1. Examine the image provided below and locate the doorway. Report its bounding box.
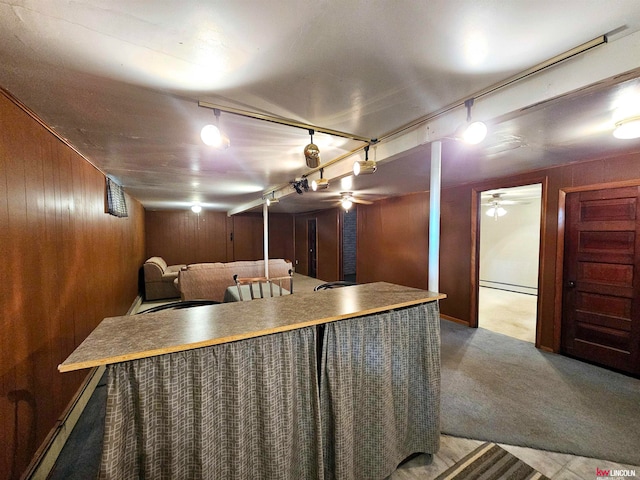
[308,219,317,278]
[478,184,542,343]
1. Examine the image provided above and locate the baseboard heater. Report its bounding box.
[479,280,537,296]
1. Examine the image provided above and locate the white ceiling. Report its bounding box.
[2,1,640,214]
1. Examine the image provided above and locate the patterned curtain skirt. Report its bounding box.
[99,302,440,480]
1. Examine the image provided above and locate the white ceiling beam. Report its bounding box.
[227,197,265,216]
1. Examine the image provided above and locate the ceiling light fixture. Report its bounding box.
[339,191,370,211]
[191,204,202,213]
[485,199,507,220]
[353,144,377,176]
[462,98,487,145]
[485,193,507,220]
[291,178,309,195]
[304,129,320,168]
[341,197,353,211]
[201,108,230,148]
[312,168,329,191]
[486,205,507,220]
[613,116,640,139]
[265,192,279,206]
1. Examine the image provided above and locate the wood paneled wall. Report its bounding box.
[0,90,146,480]
[145,210,294,265]
[356,152,640,351]
[294,208,341,281]
[358,193,430,289]
[146,210,230,265]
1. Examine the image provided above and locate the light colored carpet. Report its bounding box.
[479,287,537,343]
[440,319,640,467]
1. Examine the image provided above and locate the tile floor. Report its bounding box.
[391,434,640,479]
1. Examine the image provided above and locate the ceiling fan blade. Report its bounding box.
[352,198,373,205]
[481,199,530,206]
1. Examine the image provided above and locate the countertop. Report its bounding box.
[59,282,445,372]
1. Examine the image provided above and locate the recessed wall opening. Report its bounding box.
[478,183,542,343]
[342,209,357,283]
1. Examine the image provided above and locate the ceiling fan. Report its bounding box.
[481,192,529,220]
[323,191,373,210]
[481,192,533,205]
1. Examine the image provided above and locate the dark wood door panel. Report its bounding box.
[575,323,631,350]
[576,282,633,297]
[579,198,636,222]
[576,291,632,318]
[578,262,633,286]
[575,310,631,331]
[562,186,640,375]
[574,252,634,265]
[578,230,635,253]
[572,340,631,372]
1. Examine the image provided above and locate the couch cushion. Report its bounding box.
[165,264,186,275]
[145,256,168,271]
[178,259,292,302]
[161,270,181,281]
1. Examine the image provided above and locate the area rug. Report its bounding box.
[440,319,640,466]
[435,442,549,480]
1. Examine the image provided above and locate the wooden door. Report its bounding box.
[562,186,640,375]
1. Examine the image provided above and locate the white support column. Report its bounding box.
[263,202,269,278]
[428,140,442,292]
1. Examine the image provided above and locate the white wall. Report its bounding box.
[479,188,541,293]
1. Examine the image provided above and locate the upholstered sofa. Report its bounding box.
[143,257,186,300]
[177,259,293,302]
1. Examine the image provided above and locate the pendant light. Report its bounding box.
[265,192,279,206]
[291,178,309,195]
[201,108,230,148]
[312,168,329,191]
[461,98,487,145]
[304,130,320,168]
[353,144,377,176]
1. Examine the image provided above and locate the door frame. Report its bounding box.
[553,178,640,352]
[471,176,548,348]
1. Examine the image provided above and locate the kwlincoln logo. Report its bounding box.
[596,467,636,478]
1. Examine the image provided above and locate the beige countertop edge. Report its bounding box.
[58,293,445,373]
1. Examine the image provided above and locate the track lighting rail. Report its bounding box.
[226,34,607,215]
[374,35,607,143]
[198,100,371,143]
